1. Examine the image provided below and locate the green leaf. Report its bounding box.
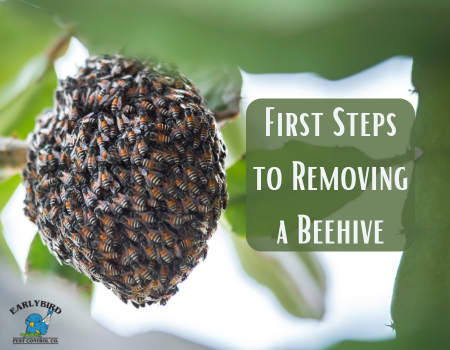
[27,234,93,291]
[0,175,23,270]
[0,0,61,88]
[391,53,450,335]
[223,156,246,237]
[231,235,326,319]
[0,67,57,139]
[27,0,450,80]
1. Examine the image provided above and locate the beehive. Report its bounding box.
[23,54,228,307]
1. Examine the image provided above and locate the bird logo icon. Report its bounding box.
[21,309,54,338]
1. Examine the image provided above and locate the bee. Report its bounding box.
[113,192,130,208]
[122,104,135,114]
[56,170,73,186]
[119,215,142,229]
[179,238,193,249]
[174,80,184,89]
[174,178,187,192]
[151,92,166,108]
[186,147,195,164]
[138,110,148,128]
[83,147,97,173]
[116,112,129,132]
[152,80,163,94]
[109,124,118,139]
[91,177,102,196]
[94,130,109,149]
[144,246,157,261]
[111,165,130,186]
[183,198,196,212]
[100,260,119,276]
[166,199,177,213]
[128,191,147,212]
[212,198,221,220]
[131,166,145,186]
[187,182,200,195]
[160,228,173,247]
[156,107,169,117]
[94,208,116,228]
[184,249,197,265]
[117,139,130,165]
[106,196,124,215]
[97,200,112,214]
[169,272,183,286]
[111,94,122,114]
[207,177,216,194]
[98,164,113,190]
[130,182,146,196]
[82,186,98,207]
[124,228,140,243]
[98,114,111,134]
[98,251,120,260]
[69,169,87,186]
[140,211,156,225]
[159,267,168,284]
[74,206,84,223]
[169,103,180,118]
[36,175,56,193]
[151,150,164,163]
[140,100,155,112]
[125,126,137,144]
[145,171,162,187]
[121,274,135,285]
[130,143,143,166]
[192,136,201,150]
[149,132,170,144]
[82,204,98,225]
[147,230,161,243]
[185,168,198,182]
[150,187,164,201]
[121,246,140,267]
[77,224,95,240]
[159,249,173,264]
[200,123,209,141]
[139,265,152,281]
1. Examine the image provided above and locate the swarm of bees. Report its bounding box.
[23,54,228,308]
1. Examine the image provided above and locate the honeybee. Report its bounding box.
[100,260,119,276]
[116,112,129,132]
[120,246,140,267]
[179,238,193,249]
[94,208,116,228]
[98,164,113,190]
[117,139,130,165]
[83,147,97,173]
[185,168,198,182]
[149,132,170,144]
[184,249,197,265]
[112,192,130,208]
[82,204,98,225]
[82,186,98,207]
[183,198,196,212]
[131,166,145,186]
[94,130,109,149]
[122,104,135,114]
[150,187,164,201]
[152,80,163,94]
[111,94,122,114]
[139,211,157,225]
[119,215,142,229]
[111,165,130,186]
[145,171,163,187]
[159,249,173,264]
[147,230,161,243]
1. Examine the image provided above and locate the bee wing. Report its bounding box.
[106,95,115,105]
[133,128,141,134]
[138,167,147,176]
[87,188,98,200]
[122,114,130,124]
[42,173,48,182]
[117,96,123,111]
[96,156,107,162]
[98,81,111,90]
[104,115,114,125]
[99,94,110,106]
[52,150,60,160]
[101,133,109,141]
[80,142,88,151]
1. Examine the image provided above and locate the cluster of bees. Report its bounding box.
[23,54,228,308]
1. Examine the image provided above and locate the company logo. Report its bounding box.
[11,300,61,345]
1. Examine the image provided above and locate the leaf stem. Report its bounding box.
[0,137,28,182]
